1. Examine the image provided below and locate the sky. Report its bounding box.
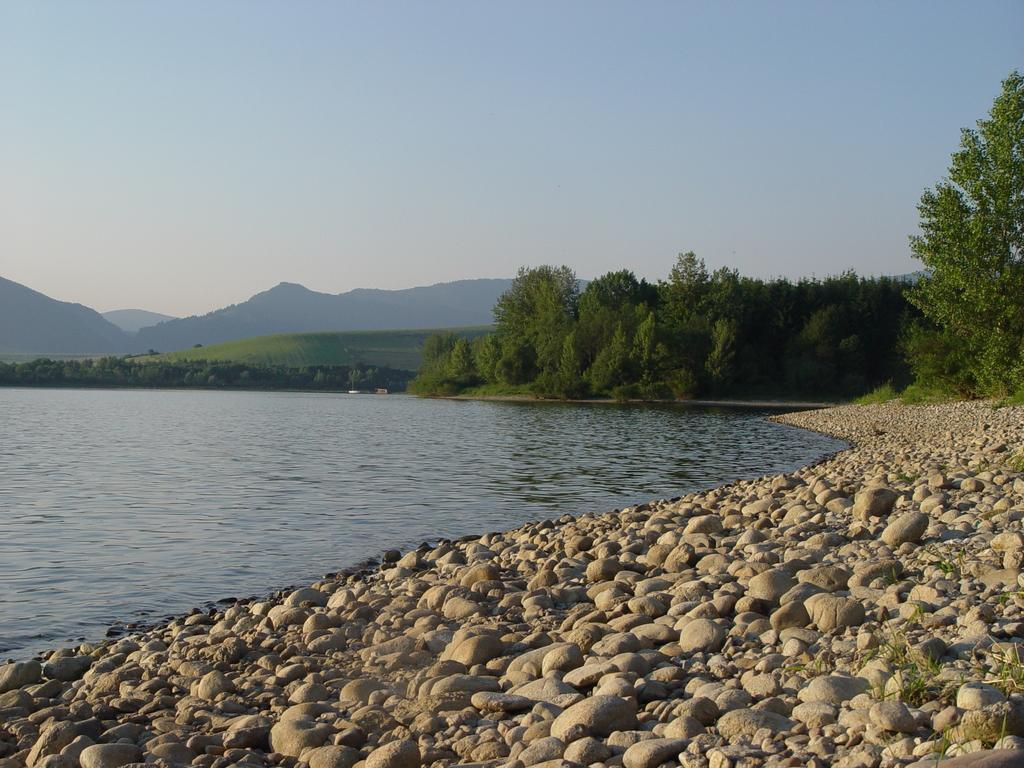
[2,2,1022,317]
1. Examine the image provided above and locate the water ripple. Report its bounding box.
[0,389,843,659]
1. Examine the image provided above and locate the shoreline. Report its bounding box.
[440,394,841,409]
[2,401,1024,768]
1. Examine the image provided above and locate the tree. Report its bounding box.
[553,331,586,398]
[632,310,657,383]
[493,265,579,383]
[422,332,458,369]
[705,318,738,391]
[587,322,631,393]
[576,270,652,370]
[446,338,478,386]
[660,251,709,331]
[908,71,1024,394]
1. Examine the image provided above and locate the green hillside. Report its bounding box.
[147,327,492,370]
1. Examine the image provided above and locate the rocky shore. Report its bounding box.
[4,402,1024,768]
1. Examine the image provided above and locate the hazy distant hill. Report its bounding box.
[0,276,129,355]
[148,327,492,370]
[134,279,513,352]
[103,309,177,333]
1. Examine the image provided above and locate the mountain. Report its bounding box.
[134,279,513,353]
[0,276,130,355]
[102,309,177,334]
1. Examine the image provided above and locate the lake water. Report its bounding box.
[0,388,845,660]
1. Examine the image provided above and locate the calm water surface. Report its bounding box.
[0,388,844,659]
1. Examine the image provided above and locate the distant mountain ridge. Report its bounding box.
[0,276,130,355]
[102,309,177,333]
[133,279,513,352]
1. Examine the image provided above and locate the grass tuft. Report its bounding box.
[1008,449,1024,473]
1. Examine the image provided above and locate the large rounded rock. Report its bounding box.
[622,738,688,768]
[285,587,328,607]
[853,486,899,519]
[460,563,500,587]
[798,675,869,705]
[471,692,534,713]
[806,594,865,632]
[0,660,42,693]
[798,565,851,592]
[550,695,638,742]
[586,558,622,582]
[269,718,332,757]
[870,700,916,733]
[79,745,141,768]
[365,739,420,768]
[27,723,82,768]
[747,568,796,604]
[716,709,795,739]
[42,656,92,682]
[340,679,387,704]
[305,745,361,768]
[447,634,503,666]
[770,601,810,630]
[193,670,235,700]
[563,738,610,765]
[519,737,565,766]
[147,744,196,764]
[882,512,929,546]
[957,682,1006,711]
[677,618,726,654]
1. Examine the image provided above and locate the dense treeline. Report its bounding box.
[900,71,1024,399]
[0,357,413,392]
[416,71,1024,403]
[411,256,916,400]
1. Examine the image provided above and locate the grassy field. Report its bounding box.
[145,327,492,370]
[0,351,111,363]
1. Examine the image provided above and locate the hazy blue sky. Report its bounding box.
[2,2,1021,316]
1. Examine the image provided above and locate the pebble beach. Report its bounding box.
[3,401,1024,768]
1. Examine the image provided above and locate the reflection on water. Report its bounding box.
[0,389,844,659]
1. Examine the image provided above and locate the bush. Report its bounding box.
[854,382,898,405]
[899,382,959,404]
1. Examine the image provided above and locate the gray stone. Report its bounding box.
[365,740,421,768]
[79,744,141,768]
[269,718,332,757]
[193,670,234,700]
[677,618,726,654]
[519,737,564,766]
[562,737,610,764]
[27,723,82,768]
[447,634,503,667]
[471,692,534,713]
[305,745,361,768]
[882,512,930,546]
[870,700,916,733]
[957,682,1006,711]
[0,660,42,693]
[805,594,866,632]
[798,675,869,705]
[853,486,899,519]
[622,738,688,768]
[550,695,638,742]
[747,568,797,604]
[42,656,92,682]
[715,709,795,739]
